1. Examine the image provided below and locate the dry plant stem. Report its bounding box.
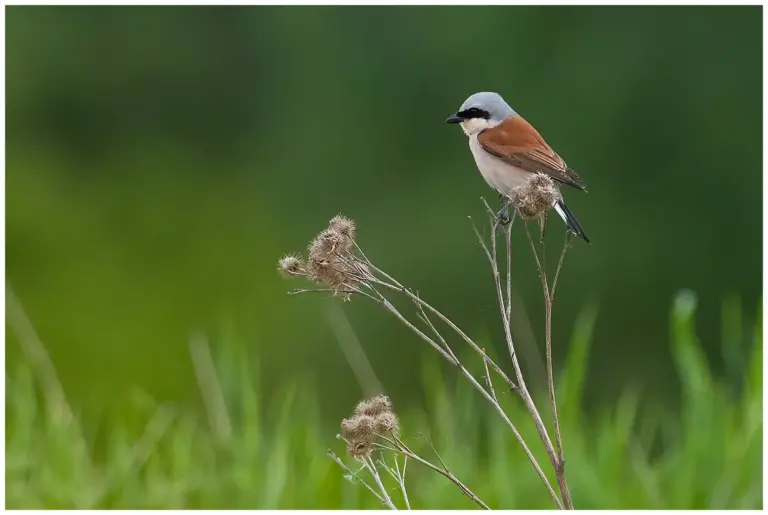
[522,221,573,510]
[414,305,554,503]
[361,271,517,390]
[412,293,516,388]
[289,287,380,303]
[394,456,411,509]
[459,367,562,509]
[472,218,558,468]
[550,233,572,301]
[377,295,458,365]
[361,283,560,508]
[328,451,386,504]
[363,456,398,510]
[380,455,411,509]
[546,233,571,464]
[416,304,459,362]
[482,353,498,404]
[505,220,514,329]
[285,215,567,508]
[479,358,563,510]
[472,213,525,384]
[475,206,576,509]
[325,231,558,506]
[408,291,518,389]
[523,222,567,459]
[377,436,492,510]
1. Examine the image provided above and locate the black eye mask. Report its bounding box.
[457,107,490,120]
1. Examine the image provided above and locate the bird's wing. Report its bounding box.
[477,115,586,191]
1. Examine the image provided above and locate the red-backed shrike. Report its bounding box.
[446,92,589,242]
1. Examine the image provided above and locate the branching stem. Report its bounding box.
[287,207,576,510]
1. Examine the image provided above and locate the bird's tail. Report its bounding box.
[554,200,589,243]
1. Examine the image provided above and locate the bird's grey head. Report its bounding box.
[445,92,517,136]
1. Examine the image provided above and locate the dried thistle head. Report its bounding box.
[512,173,558,219]
[341,414,376,442]
[306,256,347,288]
[308,229,346,263]
[328,214,356,247]
[354,395,393,418]
[341,414,377,458]
[346,439,373,459]
[341,396,400,457]
[277,254,305,278]
[306,258,360,297]
[278,215,365,300]
[373,411,400,437]
[306,229,355,288]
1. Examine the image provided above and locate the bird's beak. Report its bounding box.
[445,112,463,124]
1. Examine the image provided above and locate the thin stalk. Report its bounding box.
[328,451,385,504]
[396,456,411,509]
[360,270,517,389]
[366,288,561,508]
[378,436,492,510]
[522,221,574,510]
[473,220,559,470]
[364,456,398,510]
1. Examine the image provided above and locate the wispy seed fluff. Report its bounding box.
[277,254,305,277]
[328,214,356,246]
[354,395,393,418]
[512,173,558,219]
[373,411,400,436]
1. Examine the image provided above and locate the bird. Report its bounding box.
[446,91,589,243]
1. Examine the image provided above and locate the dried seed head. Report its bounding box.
[328,214,356,246]
[346,439,372,459]
[374,411,400,436]
[354,395,393,418]
[308,229,345,263]
[342,414,376,441]
[307,229,354,288]
[512,173,558,219]
[307,257,347,288]
[529,173,558,199]
[307,259,360,295]
[277,254,305,277]
[298,217,367,300]
[341,414,377,458]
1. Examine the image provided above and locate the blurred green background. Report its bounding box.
[5,5,763,509]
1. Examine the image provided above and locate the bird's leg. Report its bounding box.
[495,193,511,226]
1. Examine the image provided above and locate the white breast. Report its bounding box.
[468,135,531,197]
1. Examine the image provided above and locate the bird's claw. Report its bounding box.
[495,194,512,226]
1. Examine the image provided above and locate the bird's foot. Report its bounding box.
[494,194,512,226]
[495,197,512,226]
